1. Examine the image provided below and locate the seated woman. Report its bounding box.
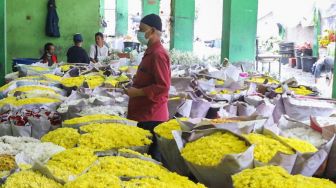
[314,56,335,85]
[40,43,57,66]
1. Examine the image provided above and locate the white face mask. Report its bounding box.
[137,31,149,45]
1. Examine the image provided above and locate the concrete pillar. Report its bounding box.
[332,46,336,98]
[116,0,128,36]
[142,0,160,16]
[170,0,195,52]
[221,0,258,64]
[313,7,321,57]
[0,0,6,84]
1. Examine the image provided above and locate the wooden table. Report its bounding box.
[256,54,282,78]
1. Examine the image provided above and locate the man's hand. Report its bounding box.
[126,87,145,98]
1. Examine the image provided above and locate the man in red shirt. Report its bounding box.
[127,14,171,160]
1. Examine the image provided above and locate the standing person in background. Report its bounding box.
[126,14,171,161]
[66,33,90,64]
[89,32,109,63]
[40,42,57,66]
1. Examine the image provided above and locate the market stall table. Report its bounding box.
[256,54,282,78]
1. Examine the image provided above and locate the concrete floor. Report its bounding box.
[258,62,332,98]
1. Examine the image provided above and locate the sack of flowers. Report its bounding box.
[32,147,98,184]
[154,119,190,176]
[269,115,334,176]
[174,128,254,187]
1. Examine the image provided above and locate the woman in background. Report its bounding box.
[41,42,58,66]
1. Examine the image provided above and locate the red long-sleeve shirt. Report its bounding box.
[127,41,171,122]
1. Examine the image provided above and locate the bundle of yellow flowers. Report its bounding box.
[243,133,294,163]
[211,118,240,124]
[215,80,225,85]
[232,165,336,188]
[85,75,105,89]
[0,155,16,171]
[279,136,318,153]
[78,123,152,151]
[118,148,152,158]
[104,75,129,87]
[0,97,61,108]
[7,85,58,96]
[181,132,248,166]
[43,74,63,82]
[64,172,121,188]
[88,156,205,188]
[2,170,62,188]
[61,76,85,88]
[247,76,280,84]
[63,114,127,127]
[41,128,80,149]
[27,66,50,72]
[275,86,313,96]
[46,147,98,182]
[119,66,129,72]
[59,65,72,72]
[154,118,188,140]
[0,82,13,92]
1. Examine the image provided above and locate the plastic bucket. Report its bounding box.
[302,56,317,73]
[296,57,302,69]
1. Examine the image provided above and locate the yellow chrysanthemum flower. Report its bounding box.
[0,97,61,108]
[181,132,248,166]
[85,75,105,89]
[64,172,121,188]
[63,114,127,127]
[275,86,313,96]
[43,74,63,82]
[46,147,97,182]
[78,123,152,151]
[28,66,50,72]
[59,65,72,72]
[0,82,13,92]
[61,76,85,88]
[248,77,280,84]
[2,170,62,188]
[211,118,240,124]
[279,136,318,153]
[119,66,129,72]
[41,128,80,149]
[244,133,294,163]
[154,118,187,140]
[233,166,336,188]
[7,85,57,96]
[89,156,205,188]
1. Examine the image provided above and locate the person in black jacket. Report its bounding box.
[66,33,90,63]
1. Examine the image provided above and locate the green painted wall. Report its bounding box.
[6,0,100,73]
[116,0,129,36]
[0,0,5,84]
[221,0,258,63]
[142,0,160,16]
[170,0,195,52]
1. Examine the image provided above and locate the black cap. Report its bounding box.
[141,14,162,32]
[73,33,83,43]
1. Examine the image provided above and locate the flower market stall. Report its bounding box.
[0,56,336,188]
